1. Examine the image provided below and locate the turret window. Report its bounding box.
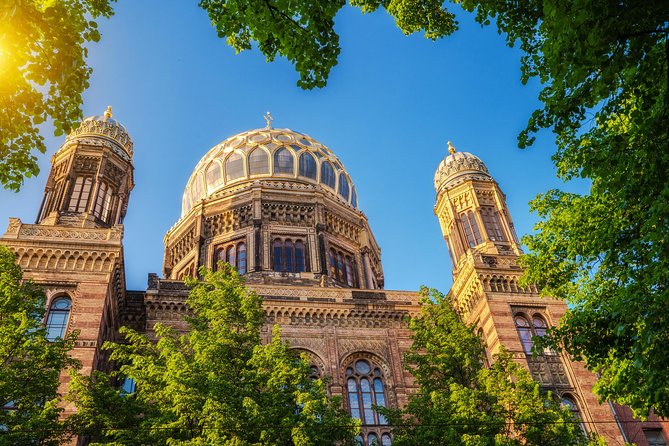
[94,181,115,223]
[45,297,72,341]
[298,152,317,179]
[481,207,506,241]
[273,148,294,175]
[272,238,306,273]
[68,176,93,212]
[461,212,483,247]
[215,241,247,274]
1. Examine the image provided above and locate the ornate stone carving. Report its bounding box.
[262,202,314,226]
[73,155,100,173]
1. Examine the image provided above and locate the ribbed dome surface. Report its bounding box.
[66,106,133,157]
[434,150,492,192]
[182,127,358,217]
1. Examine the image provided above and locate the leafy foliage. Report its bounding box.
[198,0,457,89]
[383,287,596,446]
[0,245,78,445]
[68,264,357,445]
[0,0,115,191]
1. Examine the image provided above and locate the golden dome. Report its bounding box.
[182,127,358,216]
[434,147,492,193]
[65,106,133,157]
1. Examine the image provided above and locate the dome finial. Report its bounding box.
[448,140,456,154]
[264,111,273,129]
[104,105,113,119]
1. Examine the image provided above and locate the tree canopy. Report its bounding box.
[0,0,115,191]
[383,287,598,446]
[0,245,78,445]
[68,264,357,445]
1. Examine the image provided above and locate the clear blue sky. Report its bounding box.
[0,1,585,292]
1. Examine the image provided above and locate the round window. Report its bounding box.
[355,360,371,374]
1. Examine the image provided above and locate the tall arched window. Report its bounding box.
[298,152,317,179]
[273,148,294,174]
[320,161,335,189]
[225,153,245,181]
[351,188,358,208]
[68,177,93,212]
[248,148,269,175]
[460,211,483,247]
[237,242,247,274]
[346,359,388,425]
[515,315,534,354]
[205,162,222,186]
[329,249,337,277]
[336,252,345,282]
[45,297,72,341]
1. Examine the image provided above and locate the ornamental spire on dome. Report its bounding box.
[104,105,113,119]
[448,140,456,154]
[264,111,273,129]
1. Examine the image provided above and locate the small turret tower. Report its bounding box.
[36,106,134,228]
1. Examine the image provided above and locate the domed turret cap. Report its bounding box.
[65,106,133,157]
[434,141,492,193]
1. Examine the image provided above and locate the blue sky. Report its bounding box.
[0,1,585,292]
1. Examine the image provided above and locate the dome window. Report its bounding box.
[298,152,317,180]
[248,148,269,175]
[205,162,222,186]
[225,153,245,181]
[273,148,295,175]
[338,175,350,200]
[320,161,335,189]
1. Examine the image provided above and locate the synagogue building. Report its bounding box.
[1,109,667,445]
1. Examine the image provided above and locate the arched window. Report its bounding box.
[320,161,335,189]
[273,148,294,175]
[515,315,534,354]
[336,252,345,282]
[561,395,586,433]
[214,241,247,274]
[248,148,269,175]
[295,241,305,273]
[283,239,294,272]
[298,152,317,179]
[351,188,358,208]
[237,242,247,274]
[94,181,115,223]
[205,162,222,186]
[329,249,337,277]
[346,359,388,426]
[461,211,483,247]
[481,206,506,241]
[272,238,307,273]
[225,153,245,181]
[338,175,350,200]
[45,297,72,341]
[345,256,354,287]
[533,315,548,338]
[226,245,236,268]
[273,240,283,271]
[381,433,392,445]
[68,176,93,212]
